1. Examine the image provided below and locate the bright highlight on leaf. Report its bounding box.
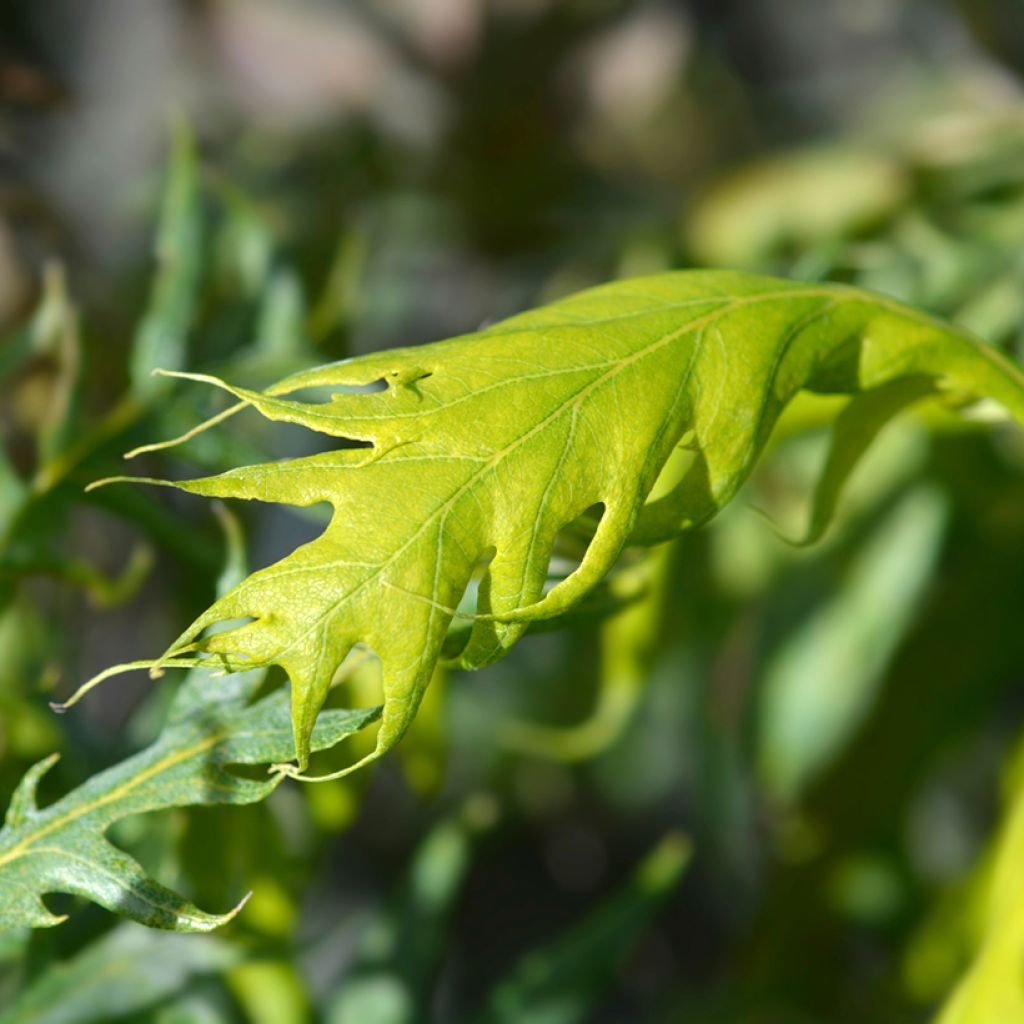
[75,270,1024,779]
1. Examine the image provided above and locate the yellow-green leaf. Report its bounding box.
[87,270,1024,778]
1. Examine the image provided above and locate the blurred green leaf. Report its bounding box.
[472,831,690,1024]
[210,172,275,301]
[308,229,365,345]
[0,923,239,1024]
[502,539,675,761]
[793,377,936,546]
[254,269,307,364]
[0,447,25,542]
[327,798,497,1024]
[936,740,1024,1023]
[758,485,947,799]
[687,148,907,270]
[228,960,309,1024]
[27,265,81,468]
[129,118,203,394]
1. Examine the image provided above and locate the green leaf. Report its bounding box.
[88,270,1024,777]
[326,798,496,1024]
[501,538,676,761]
[0,676,379,932]
[935,741,1024,1023]
[471,831,690,1024]
[0,263,79,545]
[686,147,907,269]
[129,118,203,394]
[0,445,26,542]
[795,375,937,545]
[0,922,239,1024]
[254,269,307,363]
[226,960,309,1024]
[29,264,82,468]
[757,485,948,799]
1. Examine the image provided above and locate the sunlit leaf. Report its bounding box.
[83,271,1024,778]
[936,740,1024,1023]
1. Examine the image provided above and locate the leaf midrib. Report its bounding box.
[0,715,287,870]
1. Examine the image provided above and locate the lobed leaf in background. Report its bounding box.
[3,796,686,1022]
[0,663,378,931]
[75,270,1024,787]
[0,506,380,932]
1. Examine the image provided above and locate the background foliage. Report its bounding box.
[2,1,1024,1020]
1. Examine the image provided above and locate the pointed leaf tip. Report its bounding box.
[4,752,60,827]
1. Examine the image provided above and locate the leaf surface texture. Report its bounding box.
[92,270,1024,773]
